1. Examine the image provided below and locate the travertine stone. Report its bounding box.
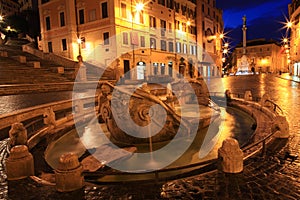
[218,138,243,173]
[55,153,83,192]
[6,145,34,180]
[244,90,252,101]
[9,122,27,147]
[260,93,272,107]
[43,107,56,126]
[272,115,289,138]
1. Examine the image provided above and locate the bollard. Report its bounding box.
[244,90,252,101]
[218,138,243,173]
[55,153,84,192]
[9,122,27,147]
[272,115,289,138]
[5,145,34,180]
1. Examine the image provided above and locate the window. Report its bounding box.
[168,42,174,52]
[89,9,96,21]
[103,32,109,45]
[202,4,204,12]
[161,19,166,36]
[62,39,67,51]
[123,32,128,45]
[150,38,156,49]
[139,11,144,23]
[175,20,180,30]
[41,0,49,4]
[176,42,181,53]
[202,21,205,31]
[183,43,187,54]
[60,12,65,27]
[166,0,173,9]
[45,16,51,30]
[121,3,127,18]
[158,0,165,6]
[161,40,166,51]
[48,42,52,52]
[140,36,145,47]
[182,23,186,32]
[149,16,156,28]
[79,9,84,24]
[101,2,108,18]
[168,22,172,33]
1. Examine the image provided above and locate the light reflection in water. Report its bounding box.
[45,106,255,171]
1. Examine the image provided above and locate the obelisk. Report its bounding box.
[237,15,249,73]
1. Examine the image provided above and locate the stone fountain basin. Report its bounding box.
[43,106,255,179]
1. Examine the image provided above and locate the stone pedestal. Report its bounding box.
[55,153,83,192]
[6,145,34,180]
[218,138,243,173]
[9,122,27,147]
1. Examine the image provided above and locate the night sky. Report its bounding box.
[216,0,291,48]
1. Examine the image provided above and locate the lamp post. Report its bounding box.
[77,38,82,56]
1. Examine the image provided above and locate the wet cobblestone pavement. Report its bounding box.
[1,74,300,199]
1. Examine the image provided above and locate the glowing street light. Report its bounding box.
[287,21,293,28]
[283,38,288,43]
[7,26,11,31]
[220,33,224,39]
[0,16,3,21]
[136,2,144,12]
[77,38,82,44]
[186,20,191,26]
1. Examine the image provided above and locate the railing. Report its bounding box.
[0,89,285,184]
[0,96,98,140]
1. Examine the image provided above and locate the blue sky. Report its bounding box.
[216,0,291,46]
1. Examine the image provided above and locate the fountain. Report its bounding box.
[43,78,256,181]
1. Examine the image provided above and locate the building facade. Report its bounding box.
[234,39,286,74]
[38,0,223,80]
[0,0,20,17]
[289,0,300,76]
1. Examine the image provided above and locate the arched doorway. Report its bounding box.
[137,61,146,80]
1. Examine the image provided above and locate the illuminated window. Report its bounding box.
[103,32,109,45]
[45,16,50,30]
[101,2,108,18]
[149,16,156,28]
[168,22,172,33]
[60,12,65,27]
[121,3,127,18]
[183,43,187,54]
[175,20,180,30]
[123,32,128,45]
[150,38,156,49]
[176,42,181,53]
